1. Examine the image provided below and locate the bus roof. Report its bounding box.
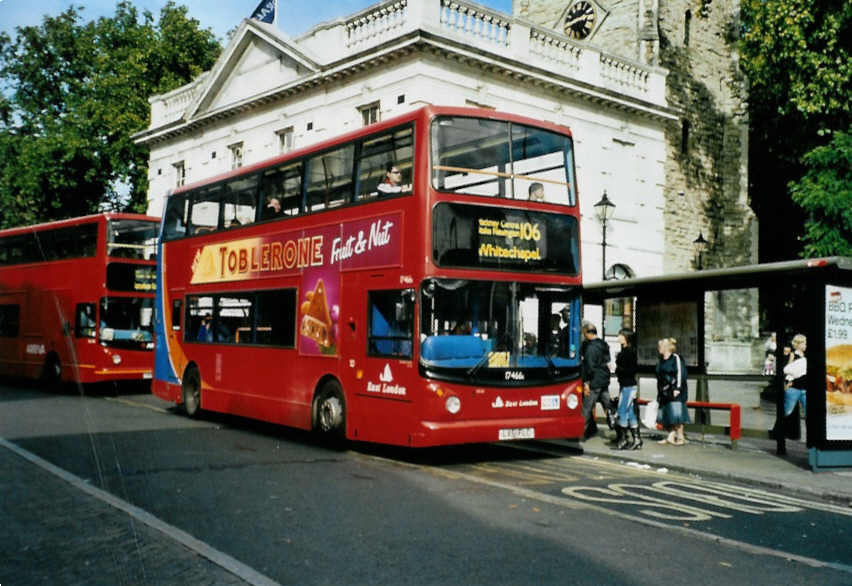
[169,105,575,197]
[0,213,160,238]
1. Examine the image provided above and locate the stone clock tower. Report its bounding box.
[516,0,755,272]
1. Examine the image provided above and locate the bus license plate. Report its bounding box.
[498,427,534,441]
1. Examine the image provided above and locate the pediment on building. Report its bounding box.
[186,19,320,120]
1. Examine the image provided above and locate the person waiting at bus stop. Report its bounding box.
[783,334,807,418]
[614,328,642,450]
[656,337,689,445]
[581,323,612,440]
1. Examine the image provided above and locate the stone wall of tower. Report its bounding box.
[516,0,755,272]
[657,0,754,271]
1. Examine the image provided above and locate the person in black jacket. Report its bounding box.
[614,328,642,449]
[656,337,689,445]
[581,323,612,440]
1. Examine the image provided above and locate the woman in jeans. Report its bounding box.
[783,334,807,417]
[614,328,641,449]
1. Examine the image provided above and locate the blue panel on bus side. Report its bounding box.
[153,239,180,385]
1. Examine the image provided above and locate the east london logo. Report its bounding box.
[492,396,538,408]
[367,364,407,396]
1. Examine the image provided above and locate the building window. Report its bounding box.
[359,102,380,127]
[229,142,244,170]
[277,127,294,154]
[684,10,692,46]
[681,119,690,154]
[173,161,185,188]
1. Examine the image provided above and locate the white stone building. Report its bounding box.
[133,0,755,283]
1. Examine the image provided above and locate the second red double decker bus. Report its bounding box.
[153,106,584,446]
[0,213,159,386]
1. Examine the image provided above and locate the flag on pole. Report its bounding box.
[251,0,276,24]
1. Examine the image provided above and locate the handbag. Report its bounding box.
[640,400,659,429]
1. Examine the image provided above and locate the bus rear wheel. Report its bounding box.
[315,380,345,438]
[182,366,202,418]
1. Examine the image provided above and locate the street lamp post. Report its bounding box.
[594,190,616,280]
[693,232,708,270]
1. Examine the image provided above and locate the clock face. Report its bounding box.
[564,0,596,40]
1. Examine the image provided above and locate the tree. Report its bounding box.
[790,129,852,257]
[740,0,852,259]
[0,2,221,228]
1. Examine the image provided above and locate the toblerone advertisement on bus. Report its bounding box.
[188,213,401,357]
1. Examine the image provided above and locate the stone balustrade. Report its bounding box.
[148,0,666,130]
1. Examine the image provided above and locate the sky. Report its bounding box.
[0,0,514,42]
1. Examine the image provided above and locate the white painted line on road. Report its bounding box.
[0,436,281,586]
[364,450,852,577]
[103,396,171,414]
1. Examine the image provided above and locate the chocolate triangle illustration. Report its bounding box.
[300,279,333,348]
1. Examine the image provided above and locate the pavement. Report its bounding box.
[563,426,852,507]
[0,437,269,585]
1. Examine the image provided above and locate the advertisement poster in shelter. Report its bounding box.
[825,285,852,441]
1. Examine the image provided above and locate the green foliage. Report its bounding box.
[741,0,851,121]
[740,0,852,259]
[0,1,221,229]
[790,129,852,257]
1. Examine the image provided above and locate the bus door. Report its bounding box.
[0,293,24,377]
[43,289,73,372]
[355,288,416,442]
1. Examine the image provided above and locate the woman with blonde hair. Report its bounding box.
[655,337,689,445]
[783,334,807,417]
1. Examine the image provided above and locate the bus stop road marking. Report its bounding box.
[361,448,852,576]
[0,436,282,586]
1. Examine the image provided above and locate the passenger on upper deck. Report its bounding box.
[528,182,545,202]
[377,162,409,194]
[263,196,282,219]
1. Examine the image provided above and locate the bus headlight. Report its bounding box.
[445,396,461,414]
[565,393,579,410]
[112,354,123,365]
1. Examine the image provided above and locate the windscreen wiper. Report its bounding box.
[466,352,492,379]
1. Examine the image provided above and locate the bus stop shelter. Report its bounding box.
[583,257,852,471]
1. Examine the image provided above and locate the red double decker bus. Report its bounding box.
[153,106,584,446]
[0,213,159,386]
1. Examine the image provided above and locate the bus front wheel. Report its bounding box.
[315,380,345,437]
[182,366,202,418]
